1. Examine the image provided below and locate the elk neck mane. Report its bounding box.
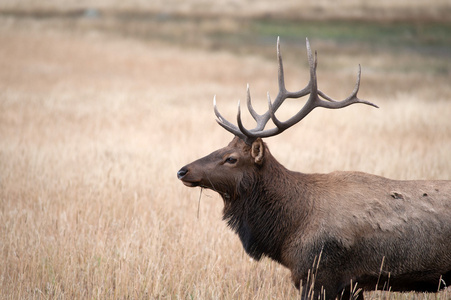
[221,143,310,263]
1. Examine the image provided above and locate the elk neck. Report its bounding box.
[222,145,312,264]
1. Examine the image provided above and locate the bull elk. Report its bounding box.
[177,38,451,299]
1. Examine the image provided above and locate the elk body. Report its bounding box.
[177,38,451,300]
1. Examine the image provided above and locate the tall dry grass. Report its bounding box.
[1,18,451,299]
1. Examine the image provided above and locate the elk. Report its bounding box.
[177,38,451,300]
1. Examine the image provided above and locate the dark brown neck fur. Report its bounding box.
[222,147,310,263]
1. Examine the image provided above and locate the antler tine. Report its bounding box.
[214,96,247,140]
[246,84,263,123]
[313,64,379,109]
[253,36,293,134]
[237,100,258,139]
[277,36,287,94]
[248,36,288,133]
[267,92,285,131]
[269,36,289,114]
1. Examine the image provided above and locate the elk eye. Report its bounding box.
[225,157,237,164]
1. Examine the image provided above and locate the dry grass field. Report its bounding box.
[1,4,451,300]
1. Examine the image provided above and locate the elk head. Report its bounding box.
[177,136,265,199]
[177,37,378,195]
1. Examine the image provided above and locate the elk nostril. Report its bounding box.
[177,167,188,179]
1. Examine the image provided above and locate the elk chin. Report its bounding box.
[181,180,200,188]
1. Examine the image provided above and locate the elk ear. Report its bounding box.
[251,138,264,165]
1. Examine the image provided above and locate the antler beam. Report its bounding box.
[214,37,378,145]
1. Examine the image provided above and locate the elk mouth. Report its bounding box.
[181,180,200,188]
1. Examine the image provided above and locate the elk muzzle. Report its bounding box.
[177,166,200,187]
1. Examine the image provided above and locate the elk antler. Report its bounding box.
[214,37,378,145]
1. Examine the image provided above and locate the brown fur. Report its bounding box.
[178,137,451,299]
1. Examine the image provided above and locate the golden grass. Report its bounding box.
[1,17,451,299]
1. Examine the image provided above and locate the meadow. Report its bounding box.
[1,7,451,299]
